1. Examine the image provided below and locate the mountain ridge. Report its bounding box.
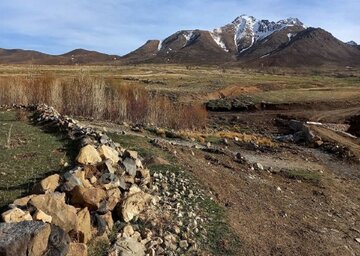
[122,15,360,66]
[1,14,359,67]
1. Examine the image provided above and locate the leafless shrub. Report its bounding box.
[0,73,207,130]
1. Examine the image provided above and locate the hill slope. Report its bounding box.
[246,28,360,67]
[122,15,360,67]
[0,48,120,65]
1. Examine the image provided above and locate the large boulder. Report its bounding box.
[122,158,137,176]
[99,173,121,190]
[76,208,92,243]
[29,193,78,232]
[0,221,51,256]
[101,211,114,233]
[97,188,121,213]
[70,186,106,210]
[76,145,102,165]
[47,225,71,256]
[121,189,152,222]
[13,195,35,207]
[33,209,52,223]
[123,150,138,159]
[98,145,120,164]
[32,174,60,194]
[62,169,83,192]
[139,169,151,186]
[1,207,32,223]
[105,188,121,212]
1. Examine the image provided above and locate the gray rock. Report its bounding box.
[0,221,50,256]
[99,173,121,190]
[80,136,94,147]
[47,225,71,256]
[254,162,264,171]
[115,237,145,256]
[0,221,70,256]
[100,134,110,144]
[122,158,137,176]
[62,170,82,192]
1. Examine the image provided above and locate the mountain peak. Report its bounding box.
[232,15,256,25]
[347,40,358,46]
[222,15,306,53]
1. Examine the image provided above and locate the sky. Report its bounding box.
[0,0,359,55]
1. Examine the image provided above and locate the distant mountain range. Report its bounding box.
[0,48,120,65]
[1,15,360,67]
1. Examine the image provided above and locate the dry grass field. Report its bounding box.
[1,64,359,103]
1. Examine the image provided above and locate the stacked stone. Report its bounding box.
[0,104,154,256]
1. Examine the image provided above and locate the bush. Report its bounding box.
[0,73,207,130]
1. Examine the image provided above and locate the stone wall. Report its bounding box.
[0,104,154,256]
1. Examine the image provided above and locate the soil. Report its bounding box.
[85,104,360,255]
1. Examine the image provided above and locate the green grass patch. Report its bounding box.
[0,110,73,209]
[280,168,321,184]
[199,197,242,256]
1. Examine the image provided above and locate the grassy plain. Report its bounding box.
[0,64,359,105]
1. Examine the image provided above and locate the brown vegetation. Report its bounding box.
[0,73,207,129]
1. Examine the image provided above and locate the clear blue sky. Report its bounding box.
[0,0,359,55]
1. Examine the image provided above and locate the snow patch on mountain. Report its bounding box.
[158,40,163,51]
[287,33,293,42]
[226,15,306,52]
[182,31,195,47]
[210,29,229,52]
[155,15,306,53]
[240,37,255,53]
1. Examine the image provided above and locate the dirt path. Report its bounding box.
[310,125,360,158]
[172,142,360,256]
[85,119,360,255]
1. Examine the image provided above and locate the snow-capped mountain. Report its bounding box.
[122,15,309,64]
[117,15,360,67]
[155,15,306,55]
[212,15,306,53]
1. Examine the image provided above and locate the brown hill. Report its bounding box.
[60,49,119,64]
[246,28,360,67]
[0,49,55,64]
[121,40,160,63]
[122,30,234,65]
[0,48,120,65]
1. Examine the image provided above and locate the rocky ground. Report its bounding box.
[0,105,233,256]
[81,105,360,256]
[1,104,360,256]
